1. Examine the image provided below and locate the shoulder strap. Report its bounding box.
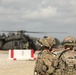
[58,49,71,59]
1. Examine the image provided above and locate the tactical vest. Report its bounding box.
[55,50,76,75]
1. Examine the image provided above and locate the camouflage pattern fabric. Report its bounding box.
[34,49,59,75]
[25,42,29,49]
[34,36,57,75]
[62,36,76,46]
[39,36,56,48]
[46,36,56,47]
[42,50,59,75]
[54,49,76,75]
[39,38,50,47]
[34,51,47,75]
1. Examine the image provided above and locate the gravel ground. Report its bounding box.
[0,50,39,75]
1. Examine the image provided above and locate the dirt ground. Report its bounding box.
[0,50,39,75]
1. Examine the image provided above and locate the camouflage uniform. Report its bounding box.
[34,36,58,75]
[54,36,76,75]
[42,50,58,75]
[25,42,29,49]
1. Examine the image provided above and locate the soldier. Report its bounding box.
[54,36,76,75]
[25,41,29,49]
[34,36,58,75]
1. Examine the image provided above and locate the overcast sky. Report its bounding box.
[0,0,76,41]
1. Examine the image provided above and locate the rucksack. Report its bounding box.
[57,50,76,75]
[34,51,47,75]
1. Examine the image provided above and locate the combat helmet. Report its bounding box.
[39,36,56,48]
[39,38,49,47]
[62,36,76,46]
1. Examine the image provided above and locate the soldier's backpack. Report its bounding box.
[34,51,47,75]
[57,50,76,75]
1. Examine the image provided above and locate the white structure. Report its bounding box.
[9,49,36,60]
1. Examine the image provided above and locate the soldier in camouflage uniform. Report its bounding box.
[54,36,76,75]
[34,36,58,75]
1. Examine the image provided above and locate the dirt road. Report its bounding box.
[0,50,39,75]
